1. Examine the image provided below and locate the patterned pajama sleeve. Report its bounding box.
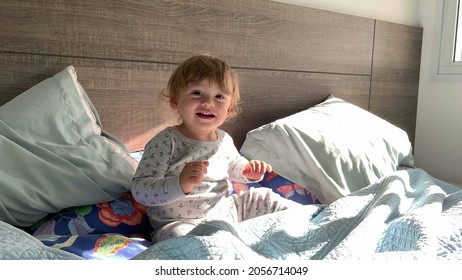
[131,131,185,207]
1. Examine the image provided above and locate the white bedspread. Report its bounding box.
[2,168,462,260]
[134,168,462,260]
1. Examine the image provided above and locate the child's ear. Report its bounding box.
[227,103,234,113]
[170,100,178,110]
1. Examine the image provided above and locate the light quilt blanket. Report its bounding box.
[1,168,462,260]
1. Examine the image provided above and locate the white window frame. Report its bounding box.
[456,0,462,61]
[438,0,462,75]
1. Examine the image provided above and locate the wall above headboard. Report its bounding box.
[0,0,422,151]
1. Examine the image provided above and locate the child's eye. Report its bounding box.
[191,90,202,96]
[215,94,225,100]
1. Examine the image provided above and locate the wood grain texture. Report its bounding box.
[0,53,370,150]
[223,69,371,148]
[370,21,423,145]
[0,53,178,151]
[0,0,374,74]
[0,0,422,152]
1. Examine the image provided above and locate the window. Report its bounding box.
[455,0,462,61]
[438,0,462,75]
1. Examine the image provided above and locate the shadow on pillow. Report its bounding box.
[0,66,137,227]
[240,95,415,204]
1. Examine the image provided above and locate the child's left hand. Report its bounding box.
[242,160,272,181]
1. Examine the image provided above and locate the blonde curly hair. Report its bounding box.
[162,54,241,120]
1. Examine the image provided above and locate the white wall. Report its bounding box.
[272,0,421,26]
[416,1,462,186]
[272,0,462,186]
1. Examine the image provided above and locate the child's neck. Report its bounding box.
[176,124,218,141]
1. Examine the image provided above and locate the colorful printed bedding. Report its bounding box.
[19,136,316,260]
[21,169,317,260]
[28,192,153,260]
[231,171,320,205]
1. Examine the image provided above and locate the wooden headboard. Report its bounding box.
[0,0,422,152]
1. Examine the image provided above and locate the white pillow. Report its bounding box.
[0,66,137,227]
[240,96,414,204]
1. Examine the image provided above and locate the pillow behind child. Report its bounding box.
[0,66,137,227]
[240,95,414,204]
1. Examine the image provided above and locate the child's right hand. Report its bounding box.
[180,161,209,194]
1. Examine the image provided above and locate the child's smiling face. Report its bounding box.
[170,79,233,141]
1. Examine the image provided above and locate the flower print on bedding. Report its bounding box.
[231,171,321,205]
[30,193,152,239]
[97,193,148,233]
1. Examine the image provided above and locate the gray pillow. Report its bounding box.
[0,66,137,227]
[240,95,415,204]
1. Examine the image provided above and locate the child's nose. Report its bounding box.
[201,96,214,106]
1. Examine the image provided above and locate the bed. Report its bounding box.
[2,0,462,261]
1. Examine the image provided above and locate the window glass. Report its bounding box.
[437,0,462,77]
[455,0,462,61]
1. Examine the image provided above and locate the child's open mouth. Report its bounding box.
[196,112,215,119]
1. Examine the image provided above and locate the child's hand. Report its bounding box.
[180,161,208,194]
[242,160,272,181]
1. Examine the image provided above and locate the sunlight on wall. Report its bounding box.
[271,0,421,27]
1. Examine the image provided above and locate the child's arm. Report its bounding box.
[131,135,184,206]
